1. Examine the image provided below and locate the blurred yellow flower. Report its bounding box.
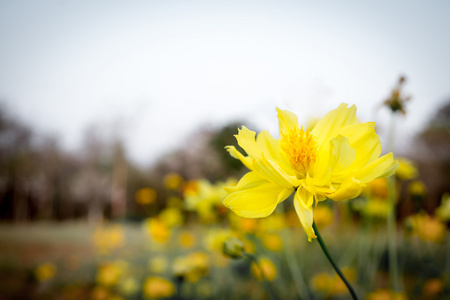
[96,262,123,287]
[311,272,332,294]
[363,199,391,219]
[185,252,209,282]
[135,187,157,205]
[313,204,334,229]
[164,173,184,190]
[144,218,171,243]
[285,210,301,227]
[172,256,191,278]
[262,233,283,252]
[224,104,398,241]
[311,268,356,296]
[91,286,110,300]
[237,217,260,234]
[172,252,209,282]
[364,178,389,199]
[436,193,450,222]
[185,178,235,223]
[396,158,418,180]
[204,228,231,252]
[332,267,356,295]
[149,256,168,274]
[251,257,277,281]
[143,277,175,300]
[35,263,57,282]
[408,180,427,198]
[159,207,184,228]
[167,196,183,209]
[93,225,125,255]
[259,214,286,232]
[422,278,444,297]
[360,177,391,218]
[367,289,407,300]
[119,277,139,296]
[179,231,196,249]
[409,213,446,243]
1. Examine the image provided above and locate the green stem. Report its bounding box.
[387,112,400,293]
[244,252,279,300]
[387,176,399,292]
[313,221,358,300]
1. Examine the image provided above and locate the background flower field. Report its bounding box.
[0,98,450,299]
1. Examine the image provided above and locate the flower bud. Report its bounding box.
[222,237,244,259]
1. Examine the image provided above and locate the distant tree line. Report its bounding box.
[0,104,247,223]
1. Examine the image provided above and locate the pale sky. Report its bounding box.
[1,0,449,165]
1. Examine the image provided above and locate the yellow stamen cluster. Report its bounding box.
[280,126,318,176]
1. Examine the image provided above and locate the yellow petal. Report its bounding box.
[355,153,398,183]
[234,126,261,158]
[330,135,356,179]
[338,122,382,167]
[277,107,299,134]
[311,103,358,145]
[226,145,253,170]
[326,177,365,201]
[252,153,298,188]
[256,130,293,173]
[312,142,332,186]
[293,189,317,241]
[256,130,279,161]
[223,172,293,218]
[304,175,334,195]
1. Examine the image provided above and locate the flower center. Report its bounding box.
[280,126,318,177]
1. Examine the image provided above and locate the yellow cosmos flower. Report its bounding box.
[262,233,283,251]
[159,207,184,228]
[179,231,196,249]
[149,256,168,274]
[144,218,171,243]
[35,263,57,282]
[367,289,407,300]
[409,213,446,243]
[422,278,444,297]
[135,187,157,205]
[119,277,139,296]
[224,103,398,241]
[93,225,124,255]
[96,262,124,287]
[436,193,450,223]
[185,178,235,223]
[396,157,418,180]
[408,180,427,198]
[251,257,277,281]
[163,173,184,190]
[312,204,334,229]
[171,252,209,282]
[143,277,175,300]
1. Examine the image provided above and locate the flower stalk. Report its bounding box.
[386,113,400,293]
[313,221,358,300]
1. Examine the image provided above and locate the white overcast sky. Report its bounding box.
[1,0,449,165]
